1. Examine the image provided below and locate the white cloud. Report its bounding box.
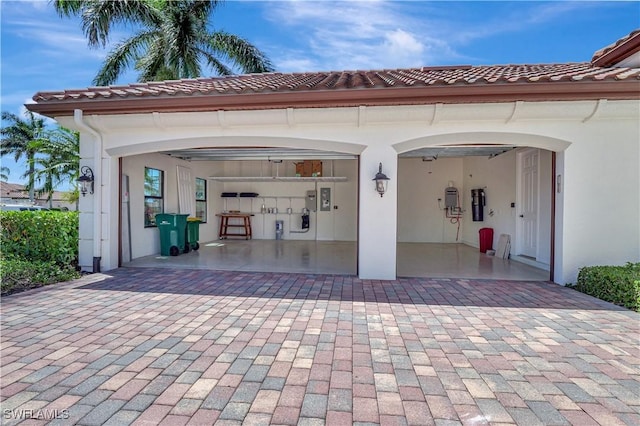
[6,19,108,60]
[19,0,50,12]
[262,0,598,72]
[381,29,424,65]
[276,57,320,73]
[266,0,445,71]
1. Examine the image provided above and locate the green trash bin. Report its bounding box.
[156,213,189,256]
[186,217,202,251]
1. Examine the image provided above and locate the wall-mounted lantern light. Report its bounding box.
[77,166,94,197]
[373,162,390,197]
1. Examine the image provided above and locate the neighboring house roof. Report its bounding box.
[1,182,30,200]
[592,29,640,67]
[0,182,69,203]
[27,32,640,117]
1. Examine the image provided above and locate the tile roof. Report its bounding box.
[32,62,639,103]
[0,182,69,202]
[592,29,640,66]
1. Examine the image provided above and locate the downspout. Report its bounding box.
[74,109,102,273]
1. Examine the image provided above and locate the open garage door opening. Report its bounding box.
[120,147,359,275]
[396,145,553,281]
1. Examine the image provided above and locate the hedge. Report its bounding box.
[1,210,80,295]
[1,210,78,265]
[1,255,79,295]
[573,262,640,312]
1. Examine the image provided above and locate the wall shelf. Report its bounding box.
[208,176,347,182]
[221,195,310,215]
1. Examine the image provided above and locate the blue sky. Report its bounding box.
[1,0,638,185]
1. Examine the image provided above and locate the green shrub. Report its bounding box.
[1,210,78,265]
[574,262,640,312]
[1,211,80,295]
[0,255,80,295]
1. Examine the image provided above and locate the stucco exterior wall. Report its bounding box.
[558,121,640,283]
[62,99,640,283]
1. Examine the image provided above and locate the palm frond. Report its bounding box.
[56,0,273,84]
[0,166,10,181]
[52,0,86,17]
[207,31,274,74]
[135,36,176,81]
[55,0,160,48]
[198,48,233,76]
[94,30,156,86]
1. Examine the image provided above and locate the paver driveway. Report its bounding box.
[1,268,638,425]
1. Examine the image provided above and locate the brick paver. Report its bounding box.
[1,268,638,425]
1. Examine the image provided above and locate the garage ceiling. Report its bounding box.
[399,145,516,160]
[161,145,515,161]
[161,147,357,161]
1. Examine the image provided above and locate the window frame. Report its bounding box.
[195,177,207,223]
[144,167,164,228]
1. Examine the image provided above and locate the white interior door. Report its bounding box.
[518,150,538,258]
[177,166,195,216]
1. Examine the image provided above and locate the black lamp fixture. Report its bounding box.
[373,162,390,197]
[77,166,94,197]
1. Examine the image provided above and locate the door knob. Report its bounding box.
[519,214,524,218]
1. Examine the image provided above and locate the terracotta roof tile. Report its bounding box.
[592,29,640,66]
[33,62,640,104]
[0,182,69,202]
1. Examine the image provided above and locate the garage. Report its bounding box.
[121,142,554,281]
[121,148,360,276]
[396,145,552,280]
[26,33,639,283]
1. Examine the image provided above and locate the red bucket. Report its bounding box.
[479,228,494,253]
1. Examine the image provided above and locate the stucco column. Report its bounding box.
[77,131,95,272]
[76,111,118,273]
[358,146,398,280]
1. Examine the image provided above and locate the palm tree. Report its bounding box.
[54,0,274,86]
[29,127,80,208]
[0,111,47,202]
[0,166,9,181]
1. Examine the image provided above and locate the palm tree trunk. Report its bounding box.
[28,156,36,203]
[47,175,53,208]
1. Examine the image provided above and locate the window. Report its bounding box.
[195,177,207,222]
[144,167,164,227]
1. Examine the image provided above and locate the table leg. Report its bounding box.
[218,216,226,239]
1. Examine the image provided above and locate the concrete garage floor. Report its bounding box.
[1,269,638,425]
[396,243,549,281]
[125,241,549,281]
